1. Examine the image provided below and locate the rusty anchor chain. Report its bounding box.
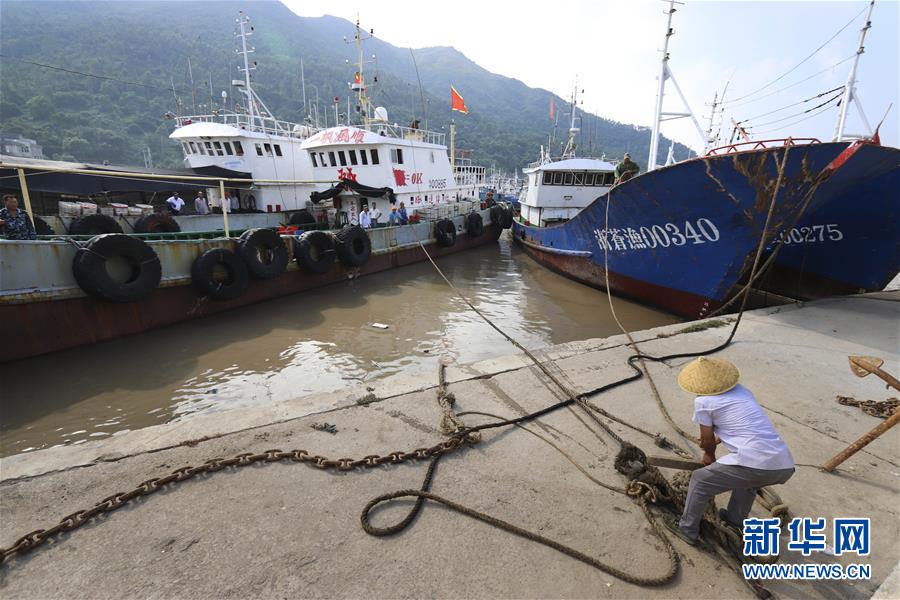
[0,436,471,565]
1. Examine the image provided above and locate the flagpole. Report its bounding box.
[450,120,456,171]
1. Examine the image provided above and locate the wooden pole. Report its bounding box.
[822,410,900,472]
[219,179,230,238]
[16,169,36,229]
[822,356,900,472]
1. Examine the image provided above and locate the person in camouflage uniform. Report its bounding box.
[0,194,37,240]
[615,153,640,183]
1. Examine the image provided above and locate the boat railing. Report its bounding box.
[175,112,311,138]
[361,123,445,146]
[414,199,481,222]
[705,138,821,156]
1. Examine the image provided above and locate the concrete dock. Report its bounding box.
[2,292,898,599]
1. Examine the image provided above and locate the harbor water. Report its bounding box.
[0,235,679,457]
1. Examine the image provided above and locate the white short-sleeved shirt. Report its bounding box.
[692,384,794,470]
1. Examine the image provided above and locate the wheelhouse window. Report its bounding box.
[274,144,283,157]
[319,152,327,167]
[370,149,380,165]
[223,142,234,156]
[543,172,552,185]
[563,172,574,185]
[360,149,369,165]
[263,143,272,156]
[197,143,207,156]
[255,144,263,156]
[338,150,347,166]
[213,142,224,156]
[205,141,214,155]
[311,152,318,167]
[390,148,404,164]
[233,141,244,156]
[573,172,584,186]
[181,142,190,155]
[552,172,563,185]
[188,141,197,154]
[584,173,596,186]
[348,150,358,166]
[328,151,337,167]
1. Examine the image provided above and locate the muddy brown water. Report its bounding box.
[0,236,680,457]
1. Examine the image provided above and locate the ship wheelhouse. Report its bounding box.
[301,121,479,226]
[520,157,616,227]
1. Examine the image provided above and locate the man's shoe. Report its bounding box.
[719,508,742,532]
[661,514,698,546]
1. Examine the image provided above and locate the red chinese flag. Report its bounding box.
[550,97,555,121]
[450,86,468,114]
[354,72,361,85]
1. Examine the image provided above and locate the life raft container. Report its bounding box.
[72,234,161,303]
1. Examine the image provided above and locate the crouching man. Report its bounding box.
[673,357,795,544]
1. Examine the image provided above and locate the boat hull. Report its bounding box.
[513,142,876,318]
[1,219,502,363]
[762,144,900,299]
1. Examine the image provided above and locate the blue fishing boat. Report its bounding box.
[513,140,884,317]
[758,142,900,299]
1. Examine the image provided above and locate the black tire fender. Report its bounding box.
[288,209,317,226]
[434,218,457,247]
[68,214,124,235]
[238,228,288,279]
[191,248,249,301]
[466,212,484,238]
[500,203,514,229]
[489,204,503,227]
[334,225,372,266]
[34,216,54,235]
[72,234,161,303]
[294,230,336,274]
[134,214,181,233]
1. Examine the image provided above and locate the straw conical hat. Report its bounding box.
[678,357,740,396]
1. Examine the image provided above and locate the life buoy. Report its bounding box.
[191,248,249,301]
[68,214,123,235]
[288,209,317,227]
[334,225,371,266]
[434,219,456,247]
[238,228,288,279]
[489,204,504,228]
[294,230,336,274]
[72,234,161,303]
[133,214,181,234]
[466,212,484,238]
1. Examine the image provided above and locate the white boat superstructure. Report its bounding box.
[519,83,616,227]
[169,12,318,213]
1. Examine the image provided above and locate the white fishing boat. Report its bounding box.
[169,12,317,213]
[519,85,617,227]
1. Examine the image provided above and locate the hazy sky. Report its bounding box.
[283,0,899,155]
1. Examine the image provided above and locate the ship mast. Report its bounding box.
[561,79,581,158]
[833,0,875,141]
[346,16,374,127]
[236,12,256,127]
[647,0,704,171]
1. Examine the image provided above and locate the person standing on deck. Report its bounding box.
[388,206,400,226]
[666,357,795,545]
[0,194,37,240]
[358,205,372,229]
[369,202,382,226]
[166,192,185,215]
[397,202,409,225]
[614,153,640,184]
[194,191,210,215]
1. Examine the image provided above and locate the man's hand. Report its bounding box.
[703,451,716,466]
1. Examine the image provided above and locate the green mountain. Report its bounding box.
[0,1,692,172]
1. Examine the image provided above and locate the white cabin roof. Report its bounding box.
[169,121,285,140]
[525,157,616,173]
